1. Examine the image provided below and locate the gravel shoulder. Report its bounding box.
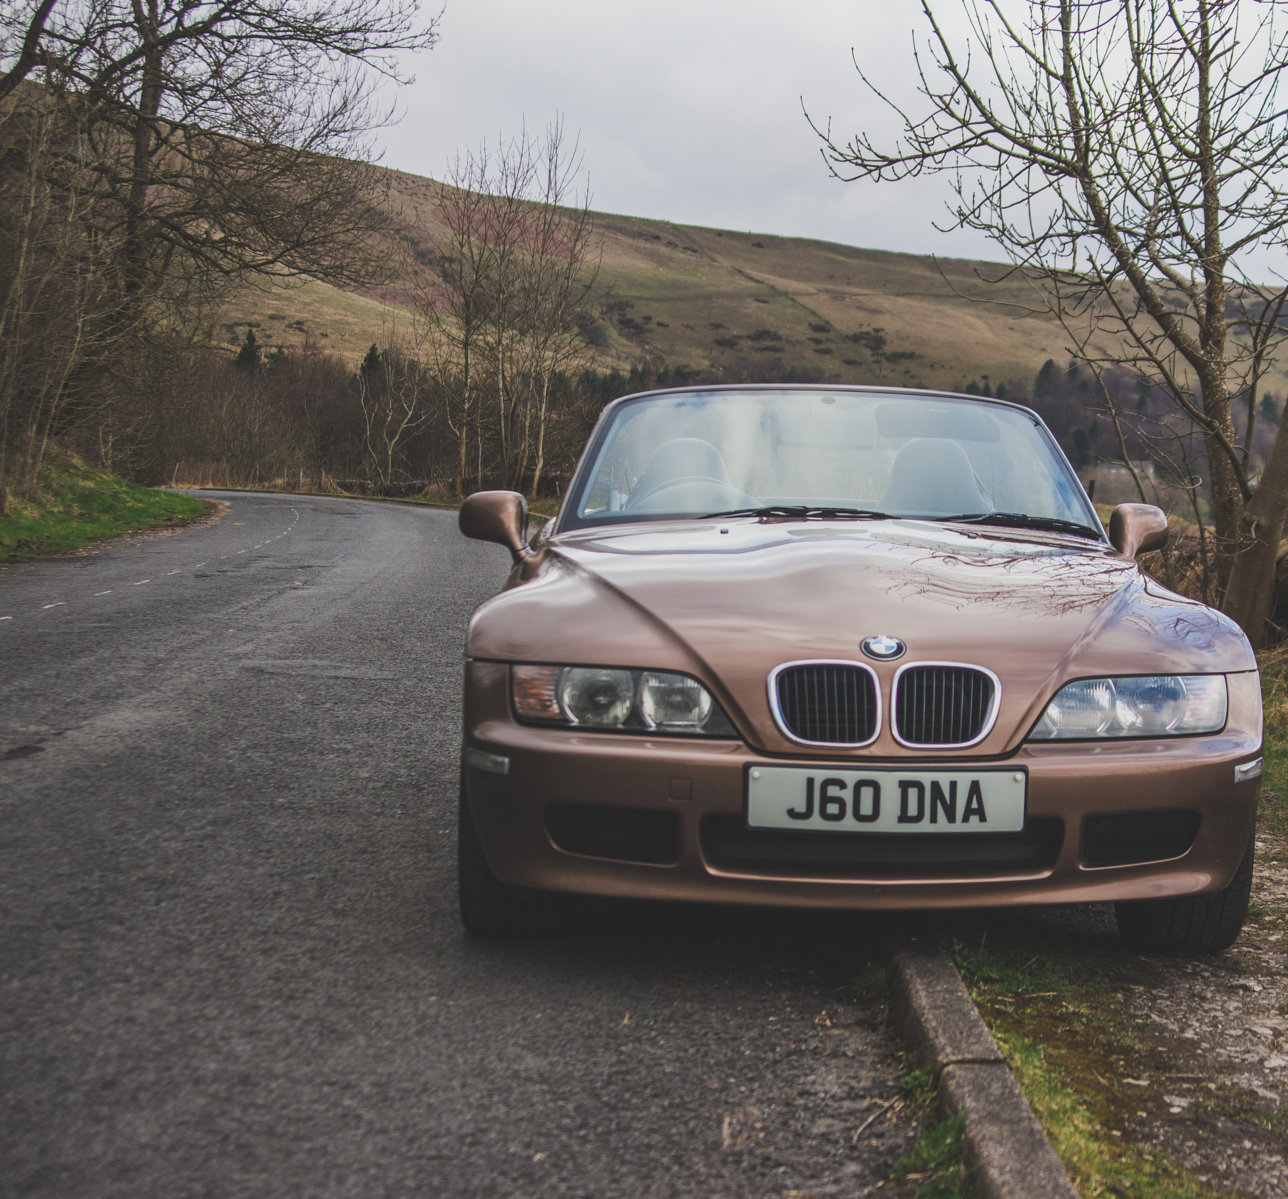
[1114,828,1288,1197]
[950,829,1288,1198]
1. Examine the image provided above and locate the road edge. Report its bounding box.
[892,940,1079,1199]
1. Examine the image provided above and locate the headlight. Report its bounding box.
[639,671,713,729]
[561,668,635,727]
[1029,675,1227,740]
[512,665,736,736]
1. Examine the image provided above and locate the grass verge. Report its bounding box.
[941,650,1288,1198]
[948,936,1234,1199]
[0,453,210,562]
[891,1063,970,1198]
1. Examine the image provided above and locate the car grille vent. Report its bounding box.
[894,665,996,747]
[774,664,877,745]
[701,815,1062,879]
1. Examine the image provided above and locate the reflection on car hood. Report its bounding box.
[467,519,1253,746]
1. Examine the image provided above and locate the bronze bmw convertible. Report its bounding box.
[458,385,1262,952]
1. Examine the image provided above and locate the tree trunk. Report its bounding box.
[530,374,551,498]
[124,0,164,298]
[1222,419,1288,646]
[455,414,467,496]
[1195,347,1246,594]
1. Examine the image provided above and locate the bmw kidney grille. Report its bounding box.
[772,662,997,748]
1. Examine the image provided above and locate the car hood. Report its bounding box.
[467,518,1254,754]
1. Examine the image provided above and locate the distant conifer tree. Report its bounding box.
[235,328,262,371]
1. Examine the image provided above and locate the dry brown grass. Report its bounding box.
[217,164,1288,399]
[1260,645,1288,736]
[210,169,1143,389]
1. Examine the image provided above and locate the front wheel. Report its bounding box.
[458,779,557,937]
[1114,839,1254,954]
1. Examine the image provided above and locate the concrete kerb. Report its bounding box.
[891,939,1079,1199]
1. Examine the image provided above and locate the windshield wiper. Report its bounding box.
[940,511,1105,540]
[701,505,894,521]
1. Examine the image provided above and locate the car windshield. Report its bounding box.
[563,388,1099,534]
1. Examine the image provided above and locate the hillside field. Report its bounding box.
[215,167,1123,397]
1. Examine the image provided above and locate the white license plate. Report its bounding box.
[746,765,1026,834]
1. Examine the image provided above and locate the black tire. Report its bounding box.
[457,778,555,938]
[1114,838,1254,954]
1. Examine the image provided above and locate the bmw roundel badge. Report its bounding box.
[861,635,906,661]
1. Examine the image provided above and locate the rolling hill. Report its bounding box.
[216,166,1090,397]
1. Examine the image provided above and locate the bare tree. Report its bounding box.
[354,331,432,486]
[814,0,1288,643]
[0,2,58,106]
[511,123,600,496]
[0,0,438,501]
[474,136,534,487]
[0,0,439,304]
[421,121,599,494]
[425,159,500,494]
[0,100,128,514]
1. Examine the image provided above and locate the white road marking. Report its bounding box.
[8,499,308,622]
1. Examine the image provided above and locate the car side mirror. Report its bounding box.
[1108,503,1169,558]
[459,490,531,562]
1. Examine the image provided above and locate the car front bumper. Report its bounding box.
[462,661,1263,911]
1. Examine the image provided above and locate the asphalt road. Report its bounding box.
[0,492,914,1199]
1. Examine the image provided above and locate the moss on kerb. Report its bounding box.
[935,659,1288,1195]
[948,919,1286,1198]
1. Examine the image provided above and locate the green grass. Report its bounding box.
[947,934,1237,1199]
[894,1113,968,1199]
[997,1031,1224,1199]
[527,496,560,518]
[887,641,1288,1199]
[0,452,210,561]
[891,1062,970,1199]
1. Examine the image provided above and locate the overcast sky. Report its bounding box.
[378,0,995,260]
